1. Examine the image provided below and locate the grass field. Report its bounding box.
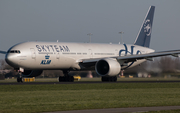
[0,81,180,113]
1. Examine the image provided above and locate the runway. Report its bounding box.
[0,80,180,85]
[44,106,180,113]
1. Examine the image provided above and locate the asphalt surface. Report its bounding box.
[0,80,180,85]
[44,106,180,113]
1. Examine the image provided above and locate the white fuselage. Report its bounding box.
[5,42,155,71]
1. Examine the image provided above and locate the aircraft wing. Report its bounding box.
[80,50,180,65]
[0,50,7,54]
[116,50,180,62]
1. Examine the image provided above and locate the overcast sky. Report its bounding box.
[0,0,180,59]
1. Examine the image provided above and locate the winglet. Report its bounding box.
[134,6,155,48]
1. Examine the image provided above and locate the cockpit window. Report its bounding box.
[8,50,21,53]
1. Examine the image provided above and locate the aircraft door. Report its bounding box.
[30,48,36,59]
[56,52,60,59]
[88,49,93,58]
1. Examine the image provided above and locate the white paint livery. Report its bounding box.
[1,6,180,82]
[5,42,154,70]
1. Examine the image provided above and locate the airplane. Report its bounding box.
[1,6,180,82]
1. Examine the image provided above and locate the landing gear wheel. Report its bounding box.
[59,70,74,82]
[17,76,23,83]
[17,71,23,83]
[58,76,74,82]
[69,76,74,82]
[101,76,117,82]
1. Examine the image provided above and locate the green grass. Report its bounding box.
[0,83,180,113]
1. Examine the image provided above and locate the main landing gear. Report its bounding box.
[101,76,117,82]
[58,70,74,82]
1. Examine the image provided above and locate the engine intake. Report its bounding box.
[95,58,121,76]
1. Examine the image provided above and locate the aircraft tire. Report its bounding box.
[17,77,20,82]
[70,76,74,82]
[101,76,117,82]
[101,76,106,82]
[17,77,23,83]
[58,76,63,82]
[58,76,74,82]
[113,76,117,82]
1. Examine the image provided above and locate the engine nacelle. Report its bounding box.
[22,70,43,77]
[95,58,121,76]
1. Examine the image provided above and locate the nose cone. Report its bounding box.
[5,53,18,68]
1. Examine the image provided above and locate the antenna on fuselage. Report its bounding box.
[119,31,124,44]
[87,33,93,43]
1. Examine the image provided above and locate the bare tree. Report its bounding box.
[174,58,180,71]
[158,56,175,72]
[0,59,5,70]
[0,59,13,70]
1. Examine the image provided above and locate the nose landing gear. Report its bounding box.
[17,73,23,83]
[16,68,24,83]
[17,76,23,82]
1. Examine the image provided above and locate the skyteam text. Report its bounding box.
[36,45,70,52]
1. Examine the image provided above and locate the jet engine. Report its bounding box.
[22,70,43,77]
[95,58,121,76]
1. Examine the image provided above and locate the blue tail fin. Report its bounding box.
[134,6,155,48]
